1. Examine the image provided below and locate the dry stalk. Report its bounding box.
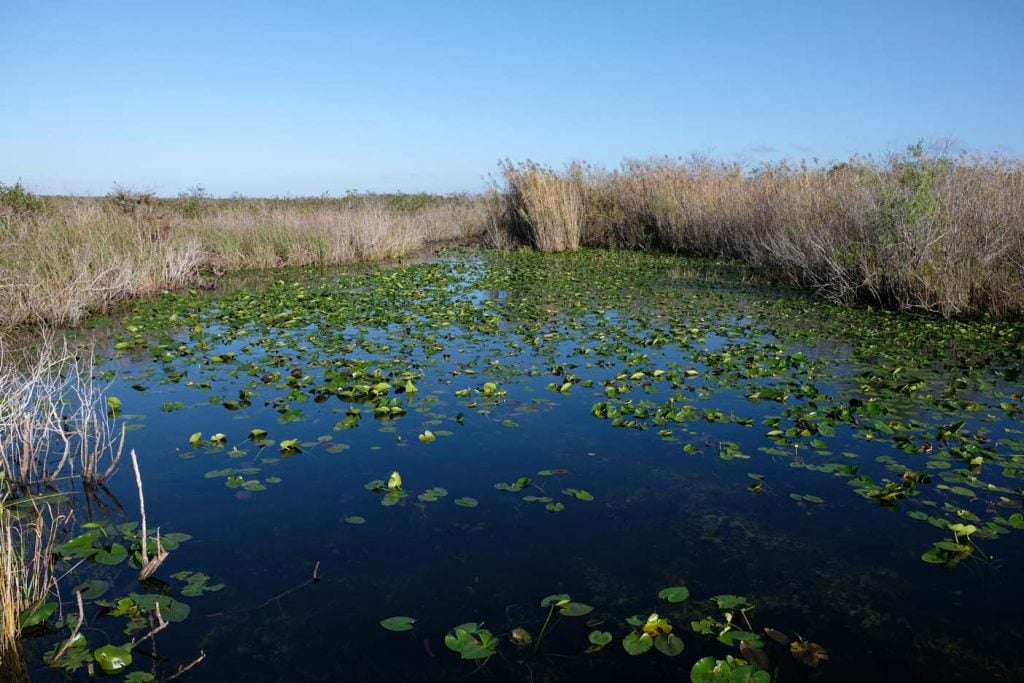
[130,449,168,581]
[169,650,207,679]
[50,588,85,664]
[131,602,168,647]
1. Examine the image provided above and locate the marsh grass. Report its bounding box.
[491,148,1024,318]
[499,161,584,252]
[1,492,67,674]
[0,193,486,328]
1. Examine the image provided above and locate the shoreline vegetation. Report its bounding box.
[0,187,488,328]
[2,144,1023,327]
[491,145,1024,319]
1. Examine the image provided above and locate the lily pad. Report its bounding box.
[655,633,685,656]
[658,585,690,603]
[559,601,593,617]
[94,543,129,566]
[380,615,416,632]
[622,630,654,655]
[94,644,133,675]
[75,579,111,600]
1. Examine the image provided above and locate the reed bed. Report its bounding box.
[1,491,67,679]
[0,191,487,328]
[490,148,1024,319]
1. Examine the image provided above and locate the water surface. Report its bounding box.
[26,249,1024,682]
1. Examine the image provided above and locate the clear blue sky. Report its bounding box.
[2,1,1022,196]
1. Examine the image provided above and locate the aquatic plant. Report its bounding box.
[444,622,499,661]
[622,613,685,656]
[533,593,594,654]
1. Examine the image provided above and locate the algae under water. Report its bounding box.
[22,249,1024,681]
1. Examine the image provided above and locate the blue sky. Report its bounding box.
[2,1,1022,196]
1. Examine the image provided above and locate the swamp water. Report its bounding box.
[20,249,1024,682]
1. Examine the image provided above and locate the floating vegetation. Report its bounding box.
[19,246,1017,680]
[445,622,499,660]
[379,616,416,632]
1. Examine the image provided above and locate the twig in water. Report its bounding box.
[207,561,322,617]
[51,589,85,663]
[132,602,168,647]
[131,449,168,580]
[169,650,206,679]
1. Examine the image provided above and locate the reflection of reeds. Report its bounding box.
[0,335,123,677]
[0,336,122,488]
[0,194,486,328]
[490,150,1024,318]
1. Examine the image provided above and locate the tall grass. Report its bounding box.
[1,492,66,680]
[489,147,1024,318]
[499,161,584,252]
[0,191,486,328]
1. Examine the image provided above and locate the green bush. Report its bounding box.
[0,182,45,213]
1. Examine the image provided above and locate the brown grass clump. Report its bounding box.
[490,146,1024,318]
[497,161,584,252]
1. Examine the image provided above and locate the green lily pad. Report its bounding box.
[541,593,571,607]
[559,602,593,617]
[658,585,690,603]
[655,633,685,656]
[344,515,366,525]
[714,594,750,610]
[622,631,653,655]
[94,543,129,565]
[380,615,416,632]
[454,497,478,508]
[75,579,111,600]
[94,644,133,675]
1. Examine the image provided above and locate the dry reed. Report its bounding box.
[490,148,1024,318]
[0,193,486,328]
[1,492,68,678]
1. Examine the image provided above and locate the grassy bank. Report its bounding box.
[489,146,1024,319]
[0,187,487,328]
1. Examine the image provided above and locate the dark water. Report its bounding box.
[23,250,1024,682]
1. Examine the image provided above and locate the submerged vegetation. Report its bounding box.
[491,145,1024,319]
